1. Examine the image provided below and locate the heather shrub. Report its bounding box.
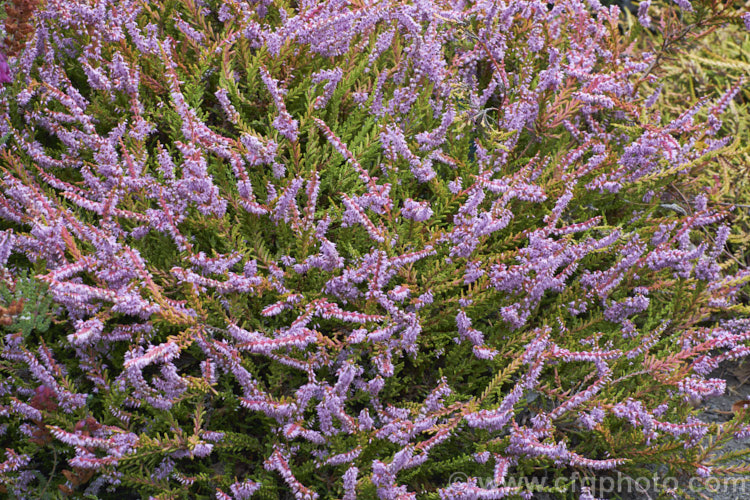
[0,0,749,499]
[628,5,750,270]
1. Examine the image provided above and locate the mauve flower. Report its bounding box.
[696,466,712,478]
[401,199,433,222]
[230,480,262,500]
[0,53,11,84]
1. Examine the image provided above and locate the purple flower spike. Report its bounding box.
[0,52,12,85]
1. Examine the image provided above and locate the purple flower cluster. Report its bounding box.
[0,52,12,85]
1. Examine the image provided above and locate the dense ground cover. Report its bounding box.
[0,0,749,498]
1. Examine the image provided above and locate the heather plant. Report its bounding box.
[627,3,750,269]
[0,0,749,499]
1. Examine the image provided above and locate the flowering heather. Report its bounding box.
[0,0,749,498]
[0,52,11,85]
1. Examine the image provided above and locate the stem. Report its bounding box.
[41,447,58,498]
